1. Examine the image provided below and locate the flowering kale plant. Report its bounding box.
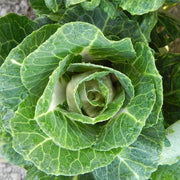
[0,0,180,179]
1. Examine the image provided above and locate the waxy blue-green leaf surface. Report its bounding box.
[25,165,96,179]
[81,0,101,11]
[93,115,165,180]
[133,43,163,127]
[151,160,180,180]
[112,42,163,127]
[0,24,59,112]
[116,0,165,15]
[60,6,146,43]
[31,0,165,15]
[10,94,121,176]
[66,0,88,7]
[1,138,31,167]
[26,166,96,180]
[0,124,31,166]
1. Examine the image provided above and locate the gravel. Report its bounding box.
[0,0,35,19]
[0,163,26,180]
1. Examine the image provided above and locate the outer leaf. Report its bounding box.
[66,0,87,7]
[93,115,165,180]
[165,0,180,3]
[0,24,59,112]
[151,160,180,180]
[45,0,59,12]
[0,13,37,65]
[60,6,146,44]
[0,128,30,166]
[10,94,121,176]
[151,13,180,49]
[81,0,101,11]
[134,44,163,127]
[0,106,14,133]
[29,0,65,21]
[29,0,54,16]
[1,140,29,167]
[116,0,165,15]
[86,42,162,150]
[115,42,163,126]
[159,120,180,165]
[26,166,95,180]
[99,0,117,18]
[20,22,135,96]
[136,12,158,42]
[26,166,72,180]
[156,53,180,125]
[93,79,156,150]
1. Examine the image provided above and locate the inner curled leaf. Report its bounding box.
[66,70,115,117]
[45,62,134,125]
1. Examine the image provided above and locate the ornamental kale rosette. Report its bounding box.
[0,21,163,176]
